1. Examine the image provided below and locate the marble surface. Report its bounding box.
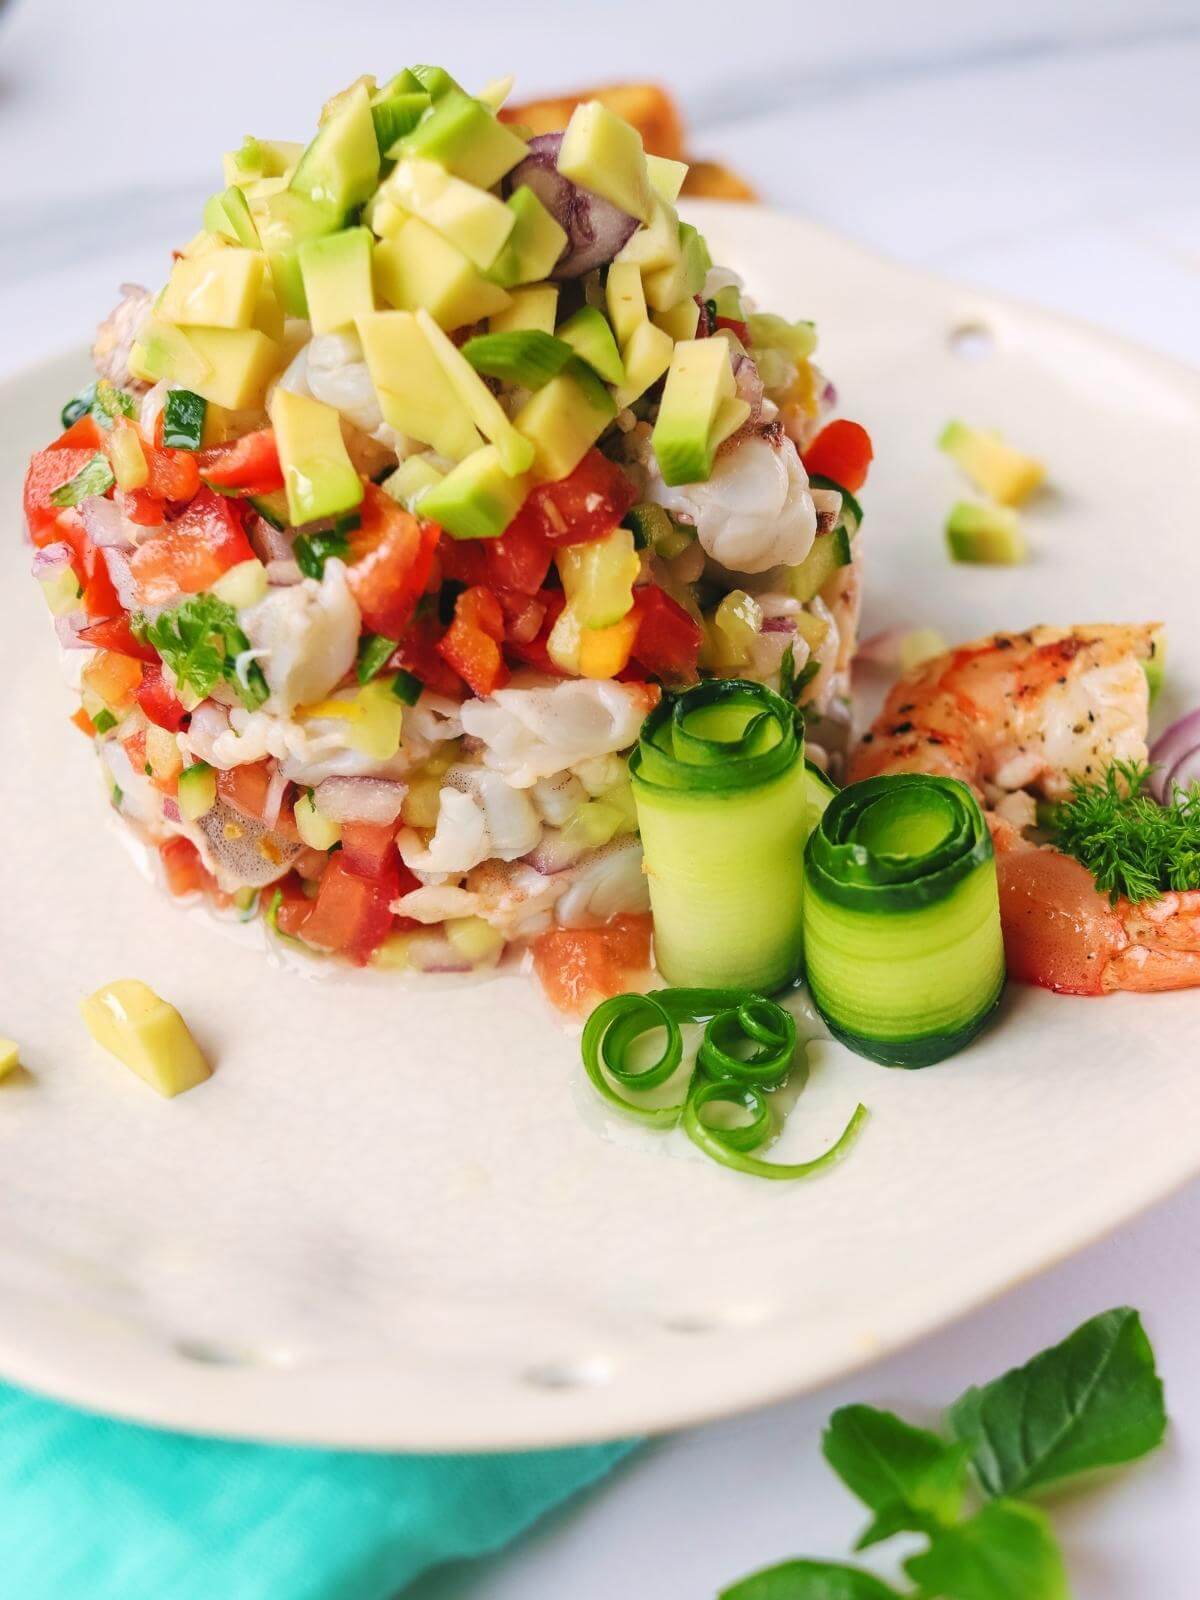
[2,2,1198,1594]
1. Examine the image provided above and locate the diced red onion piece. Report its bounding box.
[81,495,137,550]
[1149,708,1200,802]
[251,516,296,566]
[855,629,910,670]
[761,616,798,635]
[405,931,473,974]
[732,353,764,426]
[32,542,74,578]
[266,558,303,587]
[54,612,89,648]
[162,799,182,824]
[314,776,408,824]
[102,546,142,611]
[509,134,637,279]
[263,766,289,829]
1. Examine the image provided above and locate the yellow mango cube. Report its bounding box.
[80,981,211,1098]
[0,1038,19,1081]
[160,249,266,330]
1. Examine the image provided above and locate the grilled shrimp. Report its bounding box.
[849,623,1200,994]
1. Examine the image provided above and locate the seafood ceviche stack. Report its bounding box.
[23,67,867,1006]
[20,68,1200,1148]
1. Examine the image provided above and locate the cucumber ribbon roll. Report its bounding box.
[630,680,809,991]
[803,774,1006,1067]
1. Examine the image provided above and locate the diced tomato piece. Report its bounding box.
[504,589,567,675]
[122,729,147,769]
[83,648,143,711]
[340,820,398,877]
[485,518,554,594]
[81,551,121,618]
[23,448,103,540]
[437,585,508,697]
[531,914,654,1014]
[143,443,201,503]
[78,614,159,663]
[627,585,703,681]
[136,663,189,732]
[129,487,255,604]
[802,419,874,493]
[506,449,636,549]
[71,706,97,737]
[301,852,397,965]
[51,415,103,453]
[272,874,315,937]
[161,837,212,898]
[217,760,274,822]
[346,486,440,638]
[436,536,488,588]
[117,486,167,527]
[715,315,749,342]
[393,614,464,698]
[498,590,546,645]
[197,429,284,495]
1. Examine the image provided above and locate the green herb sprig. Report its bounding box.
[145,594,267,710]
[1050,760,1200,905]
[722,1307,1166,1600]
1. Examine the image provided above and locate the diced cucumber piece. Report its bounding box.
[556,305,625,386]
[461,329,575,389]
[162,390,207,451]
[177,762,217,822]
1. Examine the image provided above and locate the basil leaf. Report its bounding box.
[162,389,207,451]
[822,1405,970,1550]
[720,1559,904,1600]
[49,451,116,507]
[948,1307,1166,1499]
[904,1501,1069,1600]
[92,379,137,429]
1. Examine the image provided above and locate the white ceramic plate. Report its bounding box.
[2,203,1198,1452]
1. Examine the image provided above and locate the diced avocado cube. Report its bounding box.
[364,191,410,240]
[253,188,343,316]
[80,979,211,1098]
[710,396,751,449]
[419,444,530,540]
[653,297,701,342]
[298,227,376,334]
[612,320,673,409]
[373,216,511,329]
[486,187,568,287]
[491,284,559,335]
[557,306,625,385]
[320,74,378,122]
[269,387,364,525]
[370,88,431,152]
[939,420,1046,507]
[223,137,305,188]
[787,524,853,603]
[606,261,647,348]
[294,793,342,850]
[383,454,446,512]
[557,100,653,224]
[515,365,617,483]
[392,89,527,189]
[652,338,737,486]
[250,272,286,342]
[646,154,688,203]
[129,319,214,391]
[386,158,516,271]
[644,222,711,312]
[177,762,217,822]
[184,328,283,410]
[409,64,462,100]
[160,249,266,330]
[0,1037,19,1081]
[356,310,483,461]
[290,81,380,216]
[614,197,682,274]
[204,185,261,249]
[461,330,575,389]
[945,501,1027,565]
[416,308,534,476]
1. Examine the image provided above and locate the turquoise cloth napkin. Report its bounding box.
[0,1382,634,1599]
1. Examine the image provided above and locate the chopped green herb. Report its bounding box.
[822,1405,969,1549]
[356,632,398,684]
[61,383,97,430]
[1049,760,1200,905]
[162,389,207,451]
[779,642,796,701]
[145,593,267,709]
[91,379,137,429]
[294,529,351,579]
[391,668,423,705]
[128,611,150,644]
[49,451,115,508]
[92,709,118,735]
[110,783,123,808]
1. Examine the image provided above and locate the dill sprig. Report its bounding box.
[1049,760,1200,905]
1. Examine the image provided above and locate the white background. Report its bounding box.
[2,2,1198,1594]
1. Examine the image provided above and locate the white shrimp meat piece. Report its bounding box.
[239,558,360,715]
[398,766,541,876]
[459,676,653,787]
